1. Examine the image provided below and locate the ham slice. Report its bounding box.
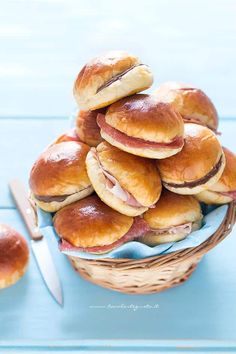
[151,222,192,236]
[97,114,183,149]
[102,169,142,207]
[183,116,220,135]
[59,217,150,254]
[91,148,145,208]
[220,191,236,200]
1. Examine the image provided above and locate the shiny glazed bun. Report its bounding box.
[54,195,133,248]
[52,129,81,145]
[157,124,225,195]
[73,51,153,111]
[29,141,93,212]
[86,141,162,216]
[97,94,184,159]
[153,82,218,131]
[0,224,29,289]
[54,195,137,254]
[142,190,202,245]
[196,147,236,204]
[75,109,104,147]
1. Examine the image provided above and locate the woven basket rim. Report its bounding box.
[77,201,236,268]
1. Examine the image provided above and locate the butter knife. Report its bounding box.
[9,179,63,306]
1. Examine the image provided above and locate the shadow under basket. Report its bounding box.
[69,202,236,294]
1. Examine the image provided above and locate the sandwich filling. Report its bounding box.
[212,190,236,200]
[143,219,201,243]
[97,114,183,149]
[59,216,150,253]
[183,116,219,134]
[220,191,236,199]
[34,186,92,203]
[164,155,223,189]
[150,222,192,236]
[92,149,151,208]
[96,64,144,93]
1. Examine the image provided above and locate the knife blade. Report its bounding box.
[9,179,63,306]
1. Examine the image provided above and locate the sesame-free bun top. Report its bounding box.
[93,141,162,207]
[208,147,236,193]
[105,94,184,143]
[52,129,81,145]
[75,109,104,147]
[0,224,29,289]
[29,141,91,197]
[153,82,218,131]
[73,51,153,110]
[53,195,133,248]
[75,51,139,92]
[157,124,224,185]
[143,190,202,229]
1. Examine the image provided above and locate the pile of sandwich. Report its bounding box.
[29,51,236,255]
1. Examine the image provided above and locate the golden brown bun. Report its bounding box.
[30,187,94,213]
[52,129,81,145]
[29,141,93,211]
[75,109,104,147]
[86,142,162,216]
[53,195,133,248]
[196,147,236,204]
[73,51,153,110]
[153,82,218,131]
[210,147,236,193]
[157,124,225,195]
[105,94,184,143]
[142,190,202,245]
[0,224,29,289]
[144,190,202,229]
[30,141,91,196]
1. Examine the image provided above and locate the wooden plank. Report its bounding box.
[0,208,236,345]
[0,341,236,353]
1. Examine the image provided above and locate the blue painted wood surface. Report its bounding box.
[1,1,236,349]
[0,118,236,351]
[0,0,236,118]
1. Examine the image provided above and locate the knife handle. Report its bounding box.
[9,179,43,241]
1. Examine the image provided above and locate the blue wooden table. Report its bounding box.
[0,118,236,353]
[1,0,236,352]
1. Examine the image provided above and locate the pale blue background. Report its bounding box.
[0,1,236,352]
[0,0,236,118]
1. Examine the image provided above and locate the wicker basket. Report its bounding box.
[69,202,236,294]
